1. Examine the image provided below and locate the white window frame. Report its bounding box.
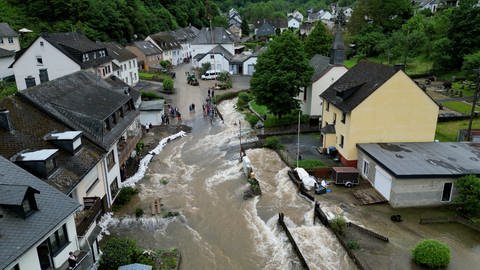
[362,160,369,177]
[441,182,453,202]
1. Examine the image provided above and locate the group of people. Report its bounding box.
[162,104,181,125]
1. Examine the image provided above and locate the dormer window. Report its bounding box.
[83,53,89,62]
[0,184,39,218]
[45,131,82,154]
[13,149,59,178]
[99,50,106,57]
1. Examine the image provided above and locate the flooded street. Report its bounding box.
[107,99,354,270]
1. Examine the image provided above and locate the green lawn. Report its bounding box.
[344,56,432,76]
[442,101,476,115]
[139,72,170,82]
[435,119,480,142]
[452,81,476,97]
[249,101,309,128]
[249,101,269,116]
[297,159,325,169]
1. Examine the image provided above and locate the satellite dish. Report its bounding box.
[18,28,33,33]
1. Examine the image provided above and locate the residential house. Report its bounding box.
[0,23,21,52]
[12,32,114,90]
[19,71,142,207]
[270,18,288,33]
[228,24,242,40]
[170,26,199,62]
[146,32,183,65]
[288,16,301,29]
[0,96,110,266]
[299,28,348,118]
[320,61,439,166]
[357,142,480,207]
[193,45,233,72]
[415,0,440,12]
[126,41,162,71]
[230,50,260,75]
[321,11,333,21]
[0,155,80,270]
[100,42,139,86]
[0,48,15,79]
[191,27,235,58]
[300,21,315,36]
[287,10,304,22]
[256,21,275,39]
[343,7,354,18]
[228,8,242,28]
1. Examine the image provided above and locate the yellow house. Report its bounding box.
[320,60,439,166]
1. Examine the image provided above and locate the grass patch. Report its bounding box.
[297,159,325,169]
[249,101,309,128]
[452,81,477,97]
[442,101,475,115]
[249,101,269,116]
[139,72,170,82]
[344,56,432,76]
[435,119,480,142]
[0,81,17,98]
[141,91,162,100]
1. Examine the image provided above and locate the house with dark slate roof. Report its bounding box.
[170,26,199,62]
[126,41,163,71]
[191,27,235,59]
[0,23,19,80]
[18,71,142,208]
[12,32,114,90]
[357,142,480,207]
[99,42,139,86]
[298,27,348,118]
[146,32,183,65]
[319,60,439,166]
[0,155,81,270]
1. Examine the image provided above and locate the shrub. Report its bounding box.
[163,78,174,93]
[200,62,211,75]
[160,178,169,185]
[412,239,450,269]
[160,60,172,69]
[141,91,162,100]
[0,81,17,98]
[245,113,259,127]
[237,92,252,109]
[98,237,140,270]
[263,136,283,150]
[346,240,361,251]
[113,187,138,210]
[330,216,347,236]
[136,141,144,153]
[455,175,480,215]
[135,208,144,218]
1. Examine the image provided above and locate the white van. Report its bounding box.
[201,70,220,80]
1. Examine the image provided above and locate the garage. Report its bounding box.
[374,166,392,200]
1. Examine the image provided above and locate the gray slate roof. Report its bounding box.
[0,184,37,206]
[0,155,79,270]
[256,22,275,37]
[0,96,104,194]
[310,54,331,82]
[131,41,162,56]
[118,263,152,270]
[170,26,198,42]
[191,27,235,45]
[139,100,164,111]
[357,142,480,178]
[19,71,139,150]
[41,32,112,69]
[0,23,18,37]
[148,32,182,50]
[196,45,233,62]
[100,42,137,62]
[320,60,398,113]
[0,47,15,58]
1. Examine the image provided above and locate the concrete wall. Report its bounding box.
[0,55,14,79]
[13,37,80,90]
[0,36,20,52]
[140,110,163,126]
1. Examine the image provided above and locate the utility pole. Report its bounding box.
[467,68,480,141]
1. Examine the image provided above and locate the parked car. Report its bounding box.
[201,70,220,80]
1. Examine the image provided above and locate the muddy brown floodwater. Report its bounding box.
[107,99,355,270]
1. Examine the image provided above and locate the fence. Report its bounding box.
[278,213,310,270]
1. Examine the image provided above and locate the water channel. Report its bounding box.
[107,99,354,269]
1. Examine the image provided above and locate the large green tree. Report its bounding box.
[304,22,333,58]
[251,31,313,118]
[241,17,250,37]
[455,175,480,215]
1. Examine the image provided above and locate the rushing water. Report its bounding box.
[107,99,354,270]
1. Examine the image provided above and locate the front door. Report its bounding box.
[37,241,53,270]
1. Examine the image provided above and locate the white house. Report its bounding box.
[139,99,164,126]
[288,16,301,29]
[191,27,235,58]
[170,26,199,62]
[321,11,333,21]
[101,42,139,86]
[193,45,232,72]
[0,155,81,270]
[0,23,21,52]
[12,32,114,90]
[146,32,183,65]
[0,48,15,79]
[287,10,304,22]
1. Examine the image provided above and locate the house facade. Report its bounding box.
[101,42,139,86]
[0,155,80,270]
[126,41,162,71]
[191,27,235,58]
[193,45,232,72]
[0,23,21,52]
[0,48,15,79]
[288,17,301,29]
[170,26,199,63]
[357,142,480,207]
[146,32,182,66]
[12,32,113,90]
[320,61,439,166]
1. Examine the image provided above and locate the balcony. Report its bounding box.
[75,197,103,237]
[117,132,142,166]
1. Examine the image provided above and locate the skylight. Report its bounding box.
[20,149,58,161]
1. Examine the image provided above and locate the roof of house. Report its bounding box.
[0,155,79,270]
[103,75,141,102]
[320,60,398,113]
[129,41,162,56]
[148,32,182,51]
[0,185,38,206]
[0,23,18,37]
[19,71,139,150]
[40,32,112,69]
[191,27,235,45]
[170,27,198,42]
[270,18,288,29]
[0,47,15,58]
[139,100,164,111]
[99,42,136,62]
[196,45,234,62]
[310,54,332,82]
[0,96,104,194]
[358,142,480,178]
[256,22,275,37]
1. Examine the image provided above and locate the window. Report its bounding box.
[10,264,20,270]
[45,158,57,175]
[303,88,307,101]
[339,135,344,148]
[39,69,49,83]
[36,57,43,66]
[48,224,69,255]
[0,38,3,44]
[210,54,214,59]
[25,77,36,88]
[22,198,33,214]
[86,178,99,194]
[341,112,346,124]
[129,61,132,69]
[107,150,115,171]
[333,113,337,125]
[99,50,105,57]
[110,178,119,198]
[104,119,110,131]
[441,182,453,202]
[8,37,13,43]
[40,41,44,46]
[362,160,369,177]
[83,53,89,62]
[325,102,329,112]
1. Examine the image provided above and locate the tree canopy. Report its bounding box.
[251,30,313,118]
[304,22,333,58]
[455,175,480,215]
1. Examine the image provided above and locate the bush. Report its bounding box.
[237,92,253,109]
[98,237,140,270]
[141,91,162,100]
[330,216,347,236]
[160,60,172,69]
[412,239,450,269]
[455,175,480,215]
[135,208,144,218]
[136,141,144,153]
[163,78,174,93]
[263,136,283,150]
[200,62,211,75]
[346,240,361,251]
[245,113,259,127]
[113,187,138,210]
[0,81,17,98]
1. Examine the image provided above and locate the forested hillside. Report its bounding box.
[0,0,222,45]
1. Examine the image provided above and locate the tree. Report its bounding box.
[163,78,174,93]
[412,239,450,269]
[241,17,250,37]
[211,15,228,28]
[98,237,141,270]
[304,22,333,58]
[251,31,313,118]
[462,51,480,80]
[455,175,480,215]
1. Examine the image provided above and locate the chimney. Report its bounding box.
[394,64,405,72]
[0,109,12,131]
